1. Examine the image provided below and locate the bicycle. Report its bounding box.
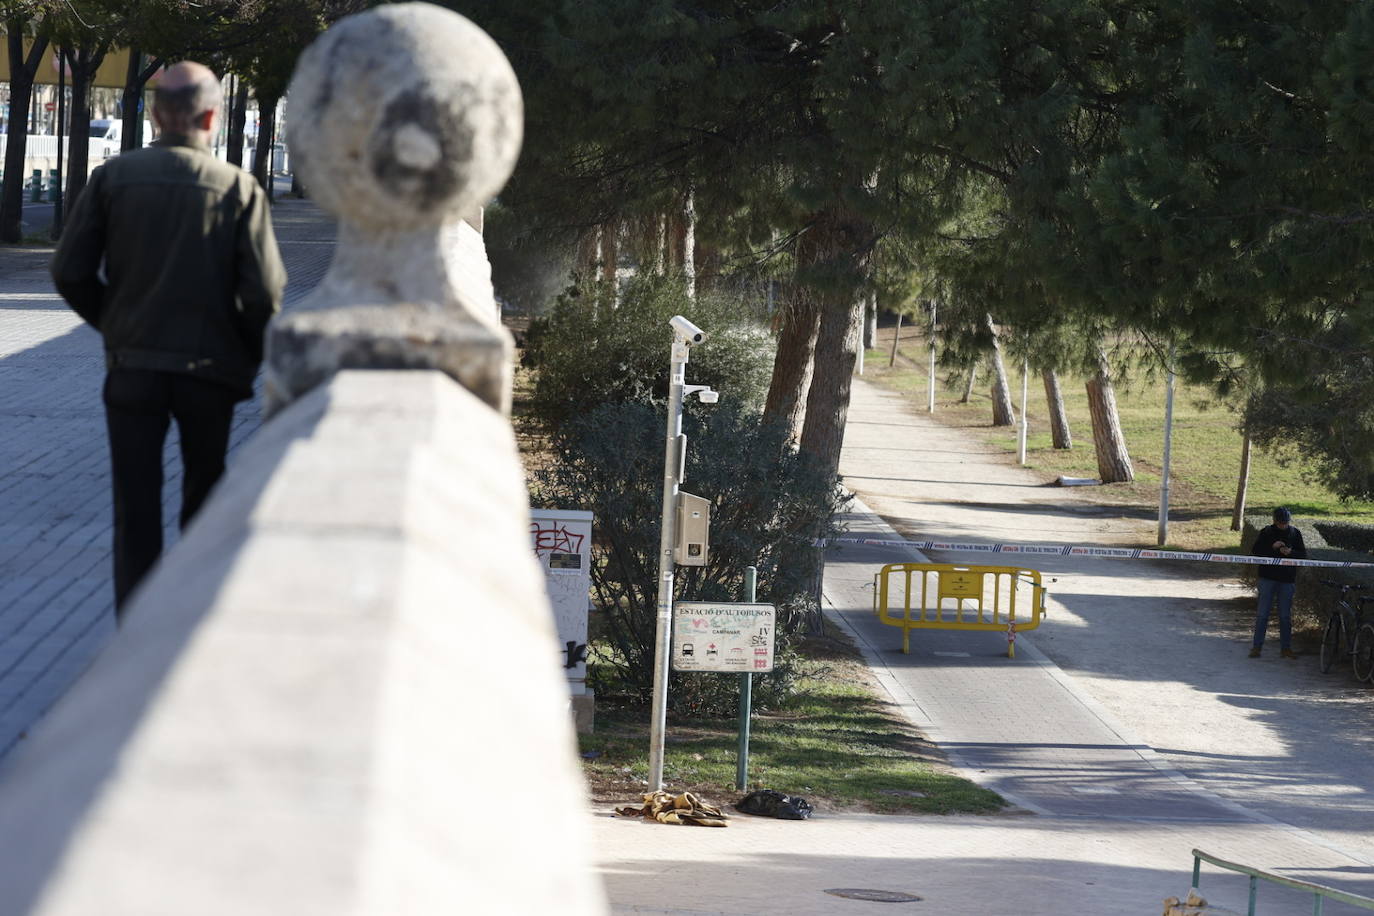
[1354,621,1374,684]
[1318,580,1374,682]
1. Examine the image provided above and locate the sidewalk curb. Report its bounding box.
[825,495,1374,865]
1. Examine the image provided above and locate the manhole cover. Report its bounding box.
[824,889,923,903]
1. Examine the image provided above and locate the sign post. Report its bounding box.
[737,566,757,789]
[671,590,775,791]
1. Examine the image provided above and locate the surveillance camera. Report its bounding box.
[697,389,719,404]
[670,315,706,345]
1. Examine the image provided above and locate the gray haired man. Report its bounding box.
[52,61,286,617]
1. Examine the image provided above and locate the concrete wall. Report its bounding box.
[0,10,605,913]
[0,135,121,182]
[0,370,607,915]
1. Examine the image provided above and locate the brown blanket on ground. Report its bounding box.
[615,791,729,827]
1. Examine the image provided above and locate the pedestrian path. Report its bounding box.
[824,513,1252,823]
[837,381,1374,863]
[591,377,1374,914]
[0,198,333,757]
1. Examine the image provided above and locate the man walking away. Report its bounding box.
[51,61,286,619]
[1250,507,1307,658]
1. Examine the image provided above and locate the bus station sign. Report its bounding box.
[672,602,775,673]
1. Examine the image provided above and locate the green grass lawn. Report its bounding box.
[865,326,1374,553]
[579,625,1007,816]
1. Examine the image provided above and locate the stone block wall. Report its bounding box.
[0,371,607,915]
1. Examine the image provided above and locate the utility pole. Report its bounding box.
[648,316,717,790]
[927,300,937,413]
[1158,345,1176,545]
[1018,357,1029,465]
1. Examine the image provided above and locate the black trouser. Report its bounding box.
[103,369,240,616]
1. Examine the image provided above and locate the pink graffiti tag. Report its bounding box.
[530,521,585,557]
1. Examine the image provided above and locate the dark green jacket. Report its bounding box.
[51,133,286,398]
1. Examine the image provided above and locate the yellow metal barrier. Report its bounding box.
[872,562,1047,657]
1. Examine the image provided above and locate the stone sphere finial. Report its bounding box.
[266,3,523,417]
[286,3,522,231]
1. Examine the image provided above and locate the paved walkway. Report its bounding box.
[593,379,1374,914]
[0,198,333,757]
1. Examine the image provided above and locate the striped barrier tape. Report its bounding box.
[821,536,1374,569]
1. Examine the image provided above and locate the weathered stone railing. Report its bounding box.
[0,5,606,913]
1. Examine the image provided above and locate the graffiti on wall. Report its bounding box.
[530,520,585,558]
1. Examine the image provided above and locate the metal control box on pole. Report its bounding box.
[674,492,711,565]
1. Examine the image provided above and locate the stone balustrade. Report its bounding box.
[0,5,606,913]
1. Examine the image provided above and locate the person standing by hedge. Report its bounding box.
[1250,507,1307,659]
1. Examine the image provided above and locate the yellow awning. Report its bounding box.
[0,39,161,89]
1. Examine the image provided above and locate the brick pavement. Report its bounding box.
[0,198,334,757]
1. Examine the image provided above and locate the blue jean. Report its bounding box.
[1253,578,1296,650]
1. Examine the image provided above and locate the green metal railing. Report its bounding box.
[1191,848,1374,915]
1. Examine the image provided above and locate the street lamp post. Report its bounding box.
[647,316,716,791]
[1158,344,1176,545]
[928,300,937,413]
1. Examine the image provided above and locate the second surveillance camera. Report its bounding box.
[670,315,706,345]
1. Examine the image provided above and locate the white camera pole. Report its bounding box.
[648,316,703,790]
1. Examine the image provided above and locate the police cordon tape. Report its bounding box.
[819,536,1374,569]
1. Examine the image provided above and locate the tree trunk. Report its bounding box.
[52,48,64,238]
[681,189,696,299]
[863,293,877,350]
[251,92,278,192]
[888,311,903,367]
[1042,369,1072,449]
[1231,434,1252,531]
[799,287,864,478]
[961,361,978,403]
[599,220,618,297]
[1,26,49,243]
[120,51,160,153]
[652,212,666,274]
[987,315,1015,426]
[1085,349,1135,482]
[227,78,249,167]
[762,282,819,443]
[121,50,141,152]
[64,43,109,211]
[791,206,874,632]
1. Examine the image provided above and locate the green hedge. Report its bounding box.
[1314,520,1374,555]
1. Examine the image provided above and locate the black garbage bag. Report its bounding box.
[735,789,813,820]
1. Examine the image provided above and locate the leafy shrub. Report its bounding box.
[1243,325,1374,501]
[524,274,774,434]
[532,401,848,715]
